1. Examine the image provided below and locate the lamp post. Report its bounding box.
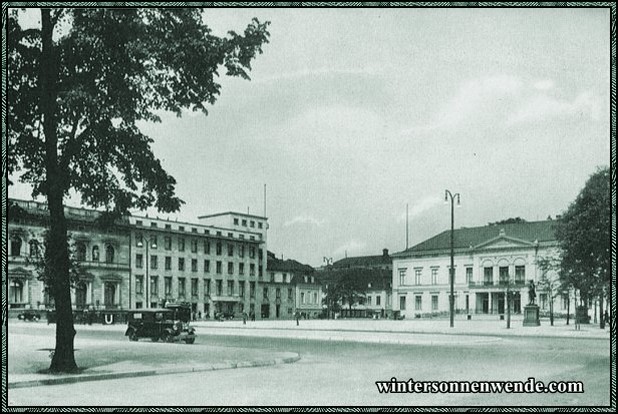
[445,190,461,328]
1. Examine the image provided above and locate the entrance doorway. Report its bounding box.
[276,304,280,318]
[261,304,270,319]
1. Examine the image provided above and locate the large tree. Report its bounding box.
[554,167,611,328]
[7,7,269,372]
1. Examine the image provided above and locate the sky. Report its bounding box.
[8,7,611,267]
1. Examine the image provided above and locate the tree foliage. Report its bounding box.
[554,167,611,305]
[7,7,270,372]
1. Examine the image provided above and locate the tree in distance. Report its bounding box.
[8,7,270,372]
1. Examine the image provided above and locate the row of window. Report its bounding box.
[135,254,262,276]
[134,276,293,301]
[9,237,117,264]
[398,266,527,286]
[399,294,439,311]
[136,220,263,234]
[135,235,261,258]
[233,218,263,229]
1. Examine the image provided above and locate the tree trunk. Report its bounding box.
[599,293,604,330]
[41,9,78,373]
[566,291,570,325]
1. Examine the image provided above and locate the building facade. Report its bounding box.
[391,220,568,319]
[7,199,131,317]
[264,251,315,319]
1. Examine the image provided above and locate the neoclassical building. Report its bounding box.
[7,199,131,317]
[392,220,568,319]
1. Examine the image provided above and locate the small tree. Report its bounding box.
[536,254,564,326]
[8,7,270,372]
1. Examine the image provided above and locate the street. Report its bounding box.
[7,323,611,406]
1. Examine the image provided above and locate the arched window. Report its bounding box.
[105,245,115,263]
[76,282,88,309]
[92,245,100,262]
[9,280,23,303]
[10,236,22,257]
[29,240,40,257]
[76,242,87,261]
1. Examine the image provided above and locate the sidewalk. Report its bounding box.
[193,315,612,340]
[7,326,299,389]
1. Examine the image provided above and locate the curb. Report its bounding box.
[8,353,301,389]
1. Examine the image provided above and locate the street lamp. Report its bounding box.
[445,190,461,328]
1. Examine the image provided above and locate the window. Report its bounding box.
[178,257,185,271]
[191,239,198,253]
[136,254,143,269]
[415,295,422,311]
[227,280,234,296]
[250,282,255,298]
[239,263,245,275]
[91,245,99,261]
[191,259,198,272]
[10,279,24,303]
[258,222,263,229]
[164,277,172,295]
[216,261,222,274]
[288,288,293,301]
[149,236,157,249]
[228,262,234,275]
[204,240,210,254]
[165,256,172,271]
[376,296,381,306]
[215,242,222,255]
[515,265,525,284]
[204,279,211,296]
[135,233,143,247]
[191,278,198,297]
[178,237,185,252]
[399,268,407,285]
[250,246,255,258]
[178,278,186,297]
[165,224,171,230]
[150,255,158,270]
[250,263,256,276]
[301,292,305,304]
[164,236,172,250]
[216,280,223,296]
[540,293,548,309]
[179,226,185,232]
[76,242,87,261]
[399,295,406,310]
[239,281,245,298]
[105,245,115,263]
[250,221,255,228]
[234,218,239,225]
[227,243,234,257]
[496,266,509,285]
[104,282,116,307]
[258,265,263,278]
[431,268,438,285]
[432,295,438,311]
[270,272,275,282]
[484,267,493,285]
[191,227,197,233]
[204,260,210,273]
[466,267,473,284]
[151,276,159,296]
[136,276,144,295]
[276,288,281,298]
[263,287,269,300]
[414,268,422,285]
[242,219,247,226]
[367,296,372,306]
[239,245,245,258]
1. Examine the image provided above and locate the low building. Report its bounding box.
[391,220,568,319]
[265,252,315,319]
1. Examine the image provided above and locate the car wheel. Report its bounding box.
[150,337,159,342]
[127,329,138,341]
[163,333,174,343]
[33,316,40,322]
[184,337,195,344]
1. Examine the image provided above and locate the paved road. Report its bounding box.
[8,325,610,406]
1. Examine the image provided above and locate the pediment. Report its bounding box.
[474,235,535,250]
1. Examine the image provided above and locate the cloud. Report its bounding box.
[333,239,366,258]
[283,215,325,227]
[507,91,601,125]
[534,79,554,90]
[398,196,442,221]
[254,67,379,84]
[401,75,523,134]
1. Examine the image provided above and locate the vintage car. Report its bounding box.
[125,304,196,344]
[17,310,42,322]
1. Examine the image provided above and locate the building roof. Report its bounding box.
[393,220,558,258]
[332,249,391,269]
[198,211,267,220]
[319,267,392,290]
[266,251,314,274]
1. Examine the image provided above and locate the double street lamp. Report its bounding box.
[445,190,461,328]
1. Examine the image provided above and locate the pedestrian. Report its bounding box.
[295,311,300,326]
[243,312,247,325]
[198,311,202,320]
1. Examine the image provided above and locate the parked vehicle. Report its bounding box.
[18,310,41,321]
[125,303,196,344]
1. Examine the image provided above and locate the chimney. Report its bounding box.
[383,248,389,257]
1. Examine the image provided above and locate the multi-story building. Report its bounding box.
[7,199,131,317]
[264,251,314,319]
[128,212,267,319]
[325,249,393,318]
[8,198,270,320]
[391,220,567,319]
